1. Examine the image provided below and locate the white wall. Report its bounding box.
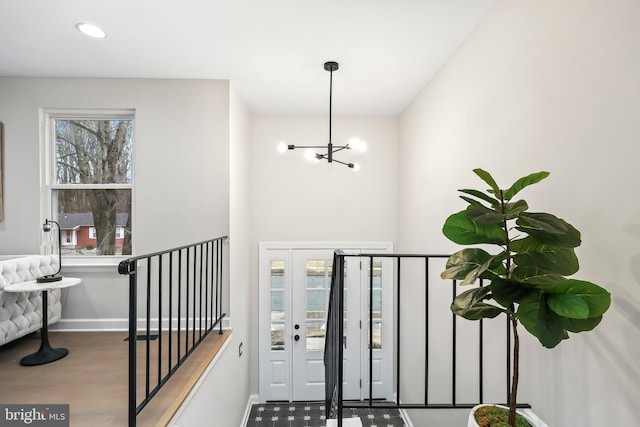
[169,337,241,427]
[398,0,640,426]
[250,116,398,242]
[171,83,252,427]
[0,77,230,324]
[227,82,253,423]
[249,115,398,394]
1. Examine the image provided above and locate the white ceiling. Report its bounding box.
[0,0,496,117]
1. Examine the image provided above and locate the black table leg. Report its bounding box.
[20,290,69,366]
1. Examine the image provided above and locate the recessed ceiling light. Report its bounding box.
[75,23,107,39]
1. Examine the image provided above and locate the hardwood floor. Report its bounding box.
[0,329,230,427]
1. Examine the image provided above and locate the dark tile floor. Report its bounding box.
[247,402,406,427]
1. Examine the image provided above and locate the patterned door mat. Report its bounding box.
[247,402,406,427]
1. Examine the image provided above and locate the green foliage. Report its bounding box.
[442,211,506,245]
[445,171,612,426]
[441,169,611,348]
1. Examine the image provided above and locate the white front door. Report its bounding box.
[259,242,394,402]
[291,249,361,401]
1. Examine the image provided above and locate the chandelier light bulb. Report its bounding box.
[75,23,107,39]
[353,163,361,172]
[277,142,287,153]
[349,138,367,152]
[305,149,316,161]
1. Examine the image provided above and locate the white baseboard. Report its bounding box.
[399,409,415,427]
[326,419,363,427]
[50,317,231,332]
[50,318,128,331]
[240,394,260,427]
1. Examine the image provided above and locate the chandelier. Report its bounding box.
[278,61,366,170]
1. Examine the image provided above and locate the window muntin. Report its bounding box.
[44,112,134,257]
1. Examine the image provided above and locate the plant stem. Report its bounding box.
[502,190,518,427]
[509,314,520,427]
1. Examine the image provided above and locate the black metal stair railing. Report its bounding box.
[324,250,345,418]
[324,251,530,427]
[118,236,228,427]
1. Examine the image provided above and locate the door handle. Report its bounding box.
[294,334,300,341]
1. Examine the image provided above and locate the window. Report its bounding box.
[42,110,134,257]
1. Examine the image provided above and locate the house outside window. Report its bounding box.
[42,109,134,257]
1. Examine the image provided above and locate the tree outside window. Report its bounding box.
[50,116,133,256]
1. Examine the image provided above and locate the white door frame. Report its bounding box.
[258,241,393,402]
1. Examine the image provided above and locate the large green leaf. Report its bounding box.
[562,315,603,332]
[504,199,528,220]
[514,249,579,276]
[511,237,579,276]
[517,293,542,335]
[535,302,569,348]
[489,277,534,308]
[466,205,504,224]
[516,212,581,248]
[479,252,508,279]
[547,279,611,317]
[443,210,507,245]
[460,196,487,209]
[473,168,501,197]
[441,248,493,284]
[511,266,566,289]
[451,287,505,320]
[503,171,550,201]
[517,294,567,348]
[547,294,590,319]
[459,189,500,209]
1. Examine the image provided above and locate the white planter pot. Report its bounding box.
[468,404,547,427]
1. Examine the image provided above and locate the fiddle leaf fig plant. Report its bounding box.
[441,169,610,427]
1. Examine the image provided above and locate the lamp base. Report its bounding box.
[37,275,63,283]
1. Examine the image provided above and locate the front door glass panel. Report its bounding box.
[305,260,328,350]
[270,260,285,351]
[369,260,383,349]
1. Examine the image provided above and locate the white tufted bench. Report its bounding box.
[0,255,62,346]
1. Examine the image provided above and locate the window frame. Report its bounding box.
[40,108,136,266]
